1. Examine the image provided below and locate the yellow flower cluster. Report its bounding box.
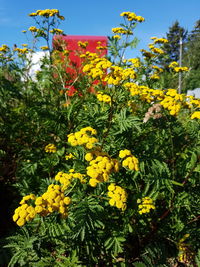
[124,83,164,103]
[85,151,119,187]
[126,58,141,68]
[55,170,86,189]
[169,62,189,73]
[19,193,36,205]
[67,127,98,149]
[191,111,200,119]
[96,92,111,104]
[0,44,9,52]
[29,26,38,32]
[173,66,189,73]
[96,44,107,50]
[119,149,139,171]
[140,49,155,59]
[85,148,108,161]
[150,74,160,80]
[113,35,121,39]
[186,96,200,109]
[104,66,136,85]
[40,46,49,51]
[82,52,136,85]
[178,234,193,263]
[65,153,74,160]
[29,9,64,20]
[169,61,178,68]
[148,44,165,54]
[137,197,155,214]
[78,41,88,48]
[120,11,145,22]
[112,27,132,35]
[152,65,163,73]
[14,48,29,54]
[50,28,63,35]
[45,144,57,153]
[13,183,72,227]
[34,184,70,218]
[107,183,127,210]
[151,37,168,44]
[82,52,112,79]
[160,89,183,115]
[13,194,36,226]
[124,82,200,116]
[149,66,163,80]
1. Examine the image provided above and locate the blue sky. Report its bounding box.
[0,0,200,58]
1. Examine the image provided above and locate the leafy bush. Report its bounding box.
[0,9,200,267]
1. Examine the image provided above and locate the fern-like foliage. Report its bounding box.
[4,228,39,267]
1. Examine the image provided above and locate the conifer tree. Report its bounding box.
[184,19,200,91]
[161,21,188,66]
[157,21,188,90]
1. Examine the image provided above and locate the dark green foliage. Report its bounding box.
[184,19,200,91]
[161,21,188,66]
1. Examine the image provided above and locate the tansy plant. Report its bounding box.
[27,9,65,51]
[0,9,199,267]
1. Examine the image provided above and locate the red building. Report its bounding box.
[53,35,108,96]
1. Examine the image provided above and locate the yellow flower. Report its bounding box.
[29,12,37,17]
[35,206,43,213]
[63,197,71,205]
[68,127,98,149]
[85,152,94,161]
[148,44,164,54]
[120,150,139,171]
[152,65,163,73]
[173,67,189,73]
[107,184,127,210]
[29,26,38,32]
[45,144,56,153]
[108,183,116,192]
[127,58,141,68]
[152,37,168,44]
[113,35,121,39]
[78,41,88,48]
[50,28,63,34]
[13,213,19,222]
[112,27,132,35]
[16,218,25,227]
[58,15,65,20]
[191,111,200,119]
[150,74,160,80]
[33,9,60,17]
[35,197,43,205]
[40,46,49,51]
[89,178,98,187]
[119,149,131,159]
[140,49,155,58]
[169,61,178,68]
[120,11,145,22]
[138,197,155,214]
[109,199,115,206]
[97,92,111,104]
[65,153,74,160]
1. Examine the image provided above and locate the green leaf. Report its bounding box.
[56,146,65,156]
